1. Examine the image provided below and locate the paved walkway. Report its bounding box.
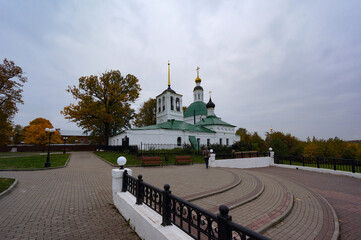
[1,153,360,239]
[252,167,361,240]
[0,152,139,240]
[133,164,361,240]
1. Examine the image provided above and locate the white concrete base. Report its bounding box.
[112,168,192,240]
[210,155,274,169]
[272,163,361,179]
[113,191,192,240]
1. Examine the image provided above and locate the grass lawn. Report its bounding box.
[0,154,70,169]
[94,151,204,166]
[0,178,15,193]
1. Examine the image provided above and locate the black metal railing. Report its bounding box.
[216,151,270,160]
[275,155,361,173]
[122,170,270,240]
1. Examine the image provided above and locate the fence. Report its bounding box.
[216,151,270,160]
[275,155,361,173]
[122,171,270,240]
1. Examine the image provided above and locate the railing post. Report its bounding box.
[217,205,232,240]
[122,170,128,192]
[136,175,144,205]
[302,156,305,167]
[289,157,292,166]
[162,184,172,226]
[316,157,320,168]
[352,159,356,173]
[333,158,337,171]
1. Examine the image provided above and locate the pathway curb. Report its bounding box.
[0,178,18,200]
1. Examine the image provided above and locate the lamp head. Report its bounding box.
[117,156,127,169]
[210,149,213,153]
[269,147,273,151]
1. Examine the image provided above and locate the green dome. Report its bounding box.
[184,101,208,118]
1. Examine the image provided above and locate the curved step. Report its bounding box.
[182,168,241,201]
[131,165,239,198]
[189,170,264,213]
[262,176,339,240]
[229,173,294,233]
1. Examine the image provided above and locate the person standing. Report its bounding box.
[203,146,210,168]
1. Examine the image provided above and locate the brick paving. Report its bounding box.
[0,152,139,240]
[252,167,361,240]
[132,165,341,239]
[1,154,359,240]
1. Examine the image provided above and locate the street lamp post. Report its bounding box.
[63,137,68,154]
[45,128,55,168]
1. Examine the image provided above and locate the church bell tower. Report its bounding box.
[156,61,184,124]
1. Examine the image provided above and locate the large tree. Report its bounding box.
[61,70,141,146]
[133,98,156,127]
[0,59,27,145]
[23,118,62,145]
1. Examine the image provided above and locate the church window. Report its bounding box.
[177,137,182,146]
[207,139,210,146]
[158,98,161,112]
[171,96,174,110]
[220,138,222,145]
[162,96,165,111]
[197,138,200,147]
[226,139,229,146]
[176,98,180,111]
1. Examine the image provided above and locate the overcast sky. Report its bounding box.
[1,0,360,140]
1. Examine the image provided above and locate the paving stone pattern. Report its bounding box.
[1,154,360,240]
[0,152,139,240]
[252,167,361,240]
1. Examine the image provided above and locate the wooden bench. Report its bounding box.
[175,156,193,165]
[141,156,163,167]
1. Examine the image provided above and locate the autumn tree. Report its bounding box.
[0,59,27,145]
[133,98,156,127]
[233,128,268,151]
[61,70,141,146]
[23,118,62,145]
[12,124,24,144]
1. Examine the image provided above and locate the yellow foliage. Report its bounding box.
[23,118,62,145]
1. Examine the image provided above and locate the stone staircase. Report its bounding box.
[131,165,339,240]
[186,169,338,240]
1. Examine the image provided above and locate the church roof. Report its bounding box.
[195,115,235,127]
[184,101,208,118]
[132,119,215,133]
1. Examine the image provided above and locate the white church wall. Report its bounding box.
[109,127,240,148]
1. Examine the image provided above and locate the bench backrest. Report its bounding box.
[142,156,162,161]
[175,156,191,160]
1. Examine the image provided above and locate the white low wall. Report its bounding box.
[112,169,192,240]
[272,163,361,179]
[209,153,274,169]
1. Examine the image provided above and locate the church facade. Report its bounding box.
[109,63,240,149]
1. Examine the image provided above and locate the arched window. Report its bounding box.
[162,96,165,111]
[177,137,182,146]
[176,98,180,111]
[158,98,161,112]
[171,96,174,110]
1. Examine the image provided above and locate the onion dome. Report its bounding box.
[206,97,215,109]
[193,85,203,91]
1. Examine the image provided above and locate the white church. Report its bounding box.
[109,63,240,149]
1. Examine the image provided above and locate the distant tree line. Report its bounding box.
[233,128,361,160]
